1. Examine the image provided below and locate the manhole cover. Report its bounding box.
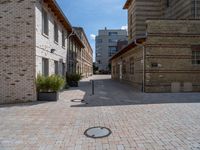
[71,99,85,102]
[84,126,111,138]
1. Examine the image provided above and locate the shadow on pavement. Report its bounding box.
[70,77,200,107]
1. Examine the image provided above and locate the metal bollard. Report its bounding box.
[91,80,94,95]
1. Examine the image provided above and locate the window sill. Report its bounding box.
[54,41,59,45]
[42,33,49,39]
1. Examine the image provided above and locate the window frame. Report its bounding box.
[42,58,49,77]
[54,61,59,75]
[62,30,65,48]
[192,50,200,65]
[129,57,135,74]
[109,32,118,36]
[54,21,59,43]
[42,8,49,37]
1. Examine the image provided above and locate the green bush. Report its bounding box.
[36,74,65,92]
[66,73,83,82]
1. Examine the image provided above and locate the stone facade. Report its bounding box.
[111,20,200,93]
[73,27,93,77]
[124,0,200,40]
[145,20,200,92]
[35,1,68,77]
[162,0,200,19]
[124,0,162,41]
[0,0,86,104]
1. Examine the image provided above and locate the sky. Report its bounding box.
[56,0,127,62]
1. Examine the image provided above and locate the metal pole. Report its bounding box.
[92,80,94,95]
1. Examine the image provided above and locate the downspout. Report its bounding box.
[135,38,145,93]
[66,30,76,74]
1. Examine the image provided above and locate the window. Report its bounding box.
[96,39,102,43]
[109,32,118,36]
[166,0,170,7]
[109,46,117,57]
[109,39,117,43]
[42,58,49,76]
[112,66,116,75]
[42,8,49,36]
[116,65,119,74]
[62,30,65,47]
[192,50,200,65]
[151,63,158,68]
[54,61,59,75]
[62,63,65,76]
[129,29,132,39]
[129,58,134,74]
[122,60,126,74]
[54,21,58,43]
[130,13,133,25]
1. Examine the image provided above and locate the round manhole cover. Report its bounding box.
[71,99,85,102]
[84,126,111,138]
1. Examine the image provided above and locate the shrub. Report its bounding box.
[36,74,65,92]
[66,73,83,82]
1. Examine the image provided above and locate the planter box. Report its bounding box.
[68,81,78,87]
[37,92,58,101]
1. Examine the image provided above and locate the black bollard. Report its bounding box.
[92,80,94,95]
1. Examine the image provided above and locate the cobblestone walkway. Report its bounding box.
[0,75,200,150]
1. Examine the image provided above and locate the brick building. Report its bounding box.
[73,27,93,77]
[0,0,86,104]
[110,0,200,93]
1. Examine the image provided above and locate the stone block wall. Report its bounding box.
[111,46,143,89]
[0,0,36,104]
[145,20,200,92]
[162,0,200,19]
[111,20,200,93]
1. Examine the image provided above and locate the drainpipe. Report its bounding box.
[135,38,145,93]
[66,30,76,74]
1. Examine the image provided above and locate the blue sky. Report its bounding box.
[56,0,127,61]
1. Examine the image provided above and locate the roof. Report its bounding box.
[110,37,146,61]
[43,0,84,48]
[44,0,72,32]
[73,27,93,52]
[123,0,133,9]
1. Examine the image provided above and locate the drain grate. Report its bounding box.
[84,126,111,138]
[71,99,85,102]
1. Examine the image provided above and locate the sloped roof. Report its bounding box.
[123,0,133,9]
[43,0,84,48]
[110,37,146,61]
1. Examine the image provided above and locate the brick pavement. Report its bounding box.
[0,75,200,150]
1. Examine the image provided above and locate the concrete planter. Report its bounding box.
[37,92,58,101]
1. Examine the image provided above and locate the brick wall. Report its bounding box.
[111,20,200,93]
[145,20,200,92]
[0,0,36,104]
[111,46,143,90]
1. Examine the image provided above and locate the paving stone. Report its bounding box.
[0,75,200,150]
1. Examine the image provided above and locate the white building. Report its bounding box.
[95,28,127,72]
[0,0,84,104]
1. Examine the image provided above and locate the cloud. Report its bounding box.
[90,34,96,40]
[121,25,128,30]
